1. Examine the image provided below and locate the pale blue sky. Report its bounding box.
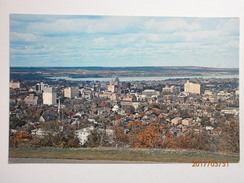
[10,14,239,68]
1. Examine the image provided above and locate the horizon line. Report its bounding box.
[10,66,239,69]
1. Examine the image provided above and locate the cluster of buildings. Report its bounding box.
[11,82,58,106]
[9,77,239,146]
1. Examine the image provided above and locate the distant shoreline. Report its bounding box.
[47,74,239,82]
[10,66,239,81]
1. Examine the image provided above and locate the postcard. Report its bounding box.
[9,14,239,164]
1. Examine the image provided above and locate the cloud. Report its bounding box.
[143,18,201,33]
[10,32,36,42]
[23,16,203,35]
[24,16,144,35]
[217,18,239,35]
[10,15,239,68]
[93,37,107,46]
[223,40,239,49]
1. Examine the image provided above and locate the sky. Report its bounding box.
[10,14,239,68]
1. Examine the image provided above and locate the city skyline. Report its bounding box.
[10,14,239,68]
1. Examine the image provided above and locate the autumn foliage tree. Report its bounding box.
[161,131,177,148]
[127,120,143,130]
[9,131,32,147]
[115,114,121,120]
[174,131,208,150]
[98,101,111,107]
[134,126,162,148]
[160,130,219,152]
[32,109,43,121]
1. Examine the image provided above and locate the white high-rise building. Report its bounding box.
[184,81,203,95]
[107,84,118,93]
[108,78,120,93]
[43,87,57,105]
[64,87,79,98]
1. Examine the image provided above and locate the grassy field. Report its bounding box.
[9,147,239,163]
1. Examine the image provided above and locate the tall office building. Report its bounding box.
[43,87,57,105]
[108,78,120,93]
[107,84,118,93]
[35,82,45,92]
[110,77,120,86]
[184,81,203,95]
[64,87,79,98]
[114,77,120,86]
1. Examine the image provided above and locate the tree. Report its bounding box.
[134,126,162,148]
[148,103,159,110]
[139,112,145,117]
[152,108,164,116]
[178,109,190,119]
[86,129,101,147]
[158,104,169,113]
[161,131,177,148]
[174,131,202,150]
[127,120,143,130]
[113,126,129,147]
[30,121,80,148]
[136,105,145,113]
[124,105,135,116]
[97,117,111,147]
[219,119,239,153]
[33,109,43,121]
[98,101,111,107]
[9,131,32,147]
[10,118,27,129]
[115,114,121,120]
[68,111,75,118]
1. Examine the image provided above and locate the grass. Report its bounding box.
[9,147,240,163]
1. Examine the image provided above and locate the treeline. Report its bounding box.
[86,120,239,153]
[10,121,80,148]
[9,119,239,153]
[11,66,239,72]
[10,73,48,81]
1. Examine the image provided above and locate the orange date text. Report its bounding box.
[192,161,229,167]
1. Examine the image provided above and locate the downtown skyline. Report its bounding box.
[10,14,239,68]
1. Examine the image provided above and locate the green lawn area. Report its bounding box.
[9,147,239,163]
